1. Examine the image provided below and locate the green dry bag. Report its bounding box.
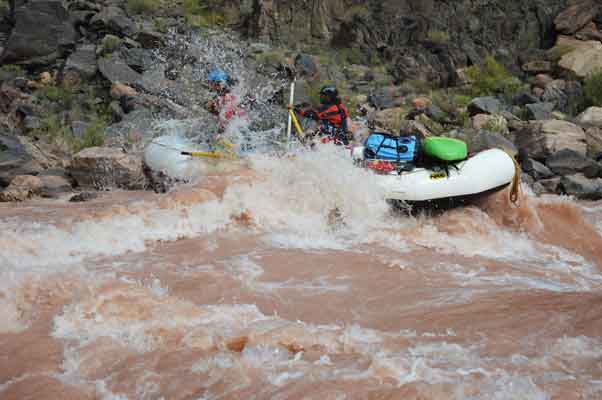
[422,136,467,162]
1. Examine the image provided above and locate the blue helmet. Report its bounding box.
[207,69,230,83]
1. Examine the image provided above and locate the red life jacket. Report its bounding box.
[208,93,248,131]
[300,103,349,131]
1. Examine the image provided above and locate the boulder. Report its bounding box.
[560,173,602,200]
[575,22,602,41]
[98,54,141,85]
[0,134,42,187]
[89,6,137,37]
[469,130,517,157]
[467,97,503,116]
[0,175,42,202]
[471,114,509,134]
[559,41,602,78]
[515,120,587,160]
[1,0,77,65]
[545,149,601,178]
[538,177,562,193]
[522,158,555,180]
[554,0,599,35]
[38,175,72,197]
[64,44,98,81]
[69,191,98,202]
[586,127,602,155]
[121,47,154,73]
[576,107,602,129]
[526,102,555,120]
[68,147,145,190]
[522,61,552,74]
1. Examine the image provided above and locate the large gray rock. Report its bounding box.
[515,120,587,160]
[522,158,555,180]
[541,86,567,112]
[1,0,77,65]
[576,107,602,129]
[64,44,98,80]
[526,102,555,120]
[68,147,145,190]
[545,149,601,178]
[98,53,142,85]
[467,97,503,116]
[560,173,602,200]
[538,177,562,194]
[0,134,42,187]
[121,47,155,73]
[89,6,137,37]
[38,175,72,198]
[469,130,517,157]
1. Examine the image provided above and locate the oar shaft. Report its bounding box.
[181,151,223,158]
[289,109,303,137]
[287,79,295,148]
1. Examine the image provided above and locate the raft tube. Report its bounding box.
[352,147,516,202]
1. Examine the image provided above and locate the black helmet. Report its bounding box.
[319,85,338,104]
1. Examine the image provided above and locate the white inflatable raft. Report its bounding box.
[352,147,518,202]
[144,136,208,180]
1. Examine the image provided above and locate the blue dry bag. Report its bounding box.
[364,132,418,163]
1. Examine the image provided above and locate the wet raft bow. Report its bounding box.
[144,136,238,180]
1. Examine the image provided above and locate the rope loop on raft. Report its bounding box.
[506,151,521,205]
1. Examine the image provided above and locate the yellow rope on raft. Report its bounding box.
[507,151,521,205]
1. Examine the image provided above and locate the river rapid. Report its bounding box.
[1,143,602,400]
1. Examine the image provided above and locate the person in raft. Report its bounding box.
[294,85,353,145]
[205,69,244,131]
[206,68,257,151]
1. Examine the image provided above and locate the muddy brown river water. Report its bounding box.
[1,148,601,399]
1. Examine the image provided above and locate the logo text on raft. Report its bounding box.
[430,172,447,180]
